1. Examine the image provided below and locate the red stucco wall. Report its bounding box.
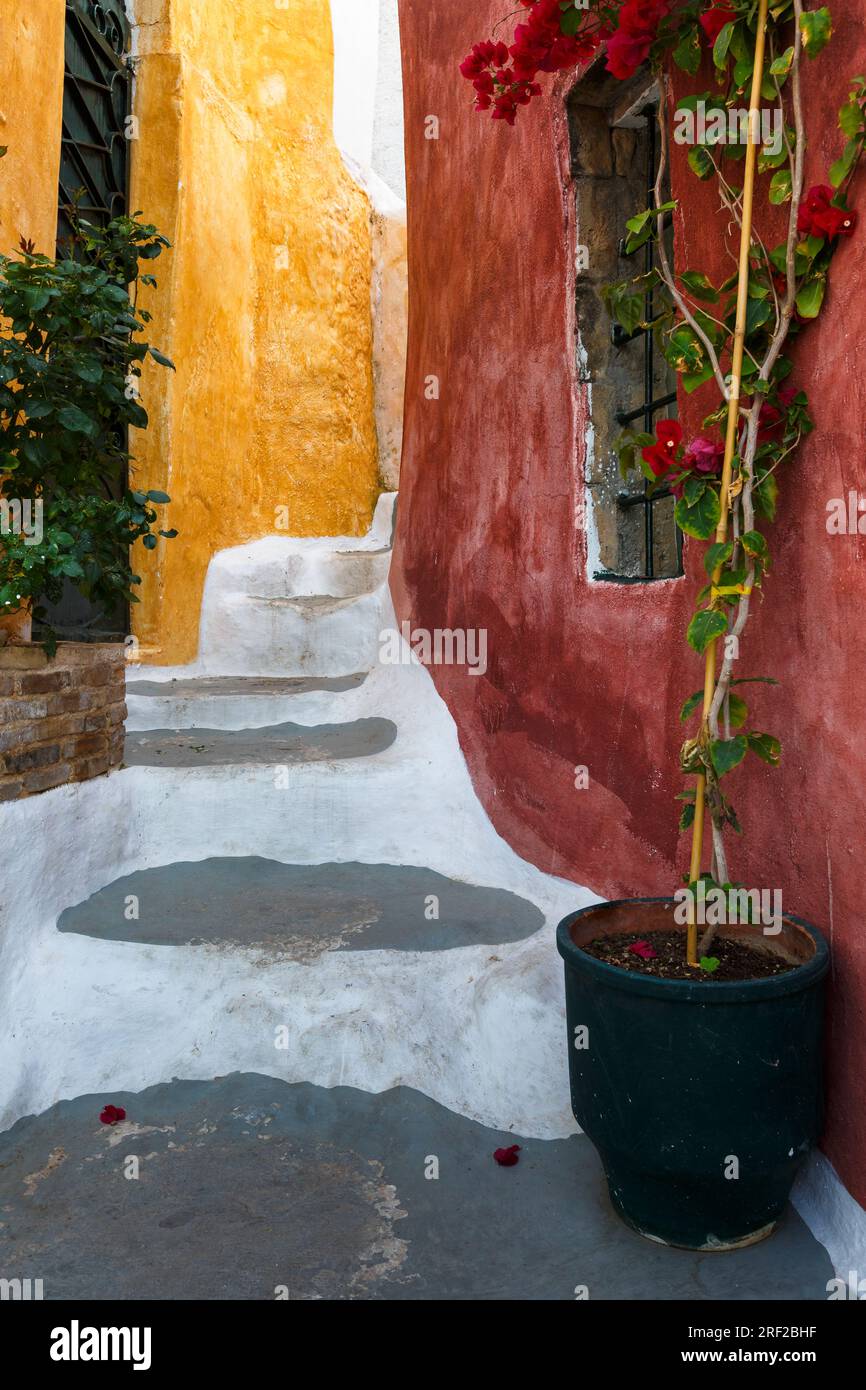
[392,0,866,1207]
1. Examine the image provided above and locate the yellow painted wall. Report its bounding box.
[0,0,65,642]
[131,0,380,664]
[0,1,65,255]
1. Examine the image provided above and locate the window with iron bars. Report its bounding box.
[58,0,131,254]
[570,71,683,582]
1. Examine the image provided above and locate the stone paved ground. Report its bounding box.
[0,500,842,1301]
[56,859,545,953]
[0,1075,833,1301]
[124,718,397,767]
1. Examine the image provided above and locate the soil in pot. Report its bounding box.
[582,930,799,982]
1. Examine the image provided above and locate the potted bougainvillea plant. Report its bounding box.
[461,0,862,1248]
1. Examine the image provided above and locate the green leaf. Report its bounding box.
[616,429,654,480]
[676,93,711,114]
[673,28,702,76]
[741,530,770,564]
[799,6,833,58]
[759,138,790,173]
[682,362,716,394]
[748,732,782,765]
[734,55,755,88]
[680,690,704,723]
[700,956,721,974]
[148,347,175,370]
[142,533,158,550]
[146,489,171,503]
[680,687,746,728]
[745,297,773,335]
[796,274,827,318]
[839,101,863,138]
[687,146,715,180]
[665,323,705,375]
[23,288,51,313]
[624,201,676,254]
[680,271,720,303]
[770,46,795,77]
[830,139,860,189]
[57,405,97,436]
[687,609,728,654]
[711,736,748,776]
[705,540,734,576]
[679,802,696,831]
[713,21,736,70]
[726,694,749,730]
[559,4,583,36]
[676,484,720,541]
[754,471,778,521]
[761,72,779,101]
[74,361,103,384]
[769,169,792,205]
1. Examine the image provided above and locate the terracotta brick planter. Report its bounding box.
[0,643,127,801]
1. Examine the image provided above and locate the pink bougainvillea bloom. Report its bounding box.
[699,5,738,45]
[683,435,725,476]
[99,1104,126,1126]
[494,1144,521,1166]
[628,939,658,960]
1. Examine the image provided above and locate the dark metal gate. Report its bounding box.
[38,1,132,643]
[58,0,132,252]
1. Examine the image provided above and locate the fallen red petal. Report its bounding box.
[494,1144,521,1167]
[99,1105,126,1125]
[628,940,658,961]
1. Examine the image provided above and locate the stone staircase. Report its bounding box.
[0,495,836,1298]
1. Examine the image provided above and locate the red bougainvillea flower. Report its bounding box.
[99,1104,126,1126]
[758,402,784,433]
[699,4,738,45]
[683,435,725,476]
[758,388,797,433]
[642,418,683,478]
[494,1143,521,1166]
[628,940,658,960]
[797,185,858,240]
[461,0,607,123]
[606,0,672,82]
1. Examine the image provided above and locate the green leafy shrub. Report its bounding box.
[0,205,177,651]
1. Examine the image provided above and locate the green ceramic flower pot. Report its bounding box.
[556,897,829,1250]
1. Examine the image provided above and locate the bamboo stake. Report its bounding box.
[686,0,771,967]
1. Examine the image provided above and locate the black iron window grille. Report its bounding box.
[604,103,683,582]
[58,0,132,253]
